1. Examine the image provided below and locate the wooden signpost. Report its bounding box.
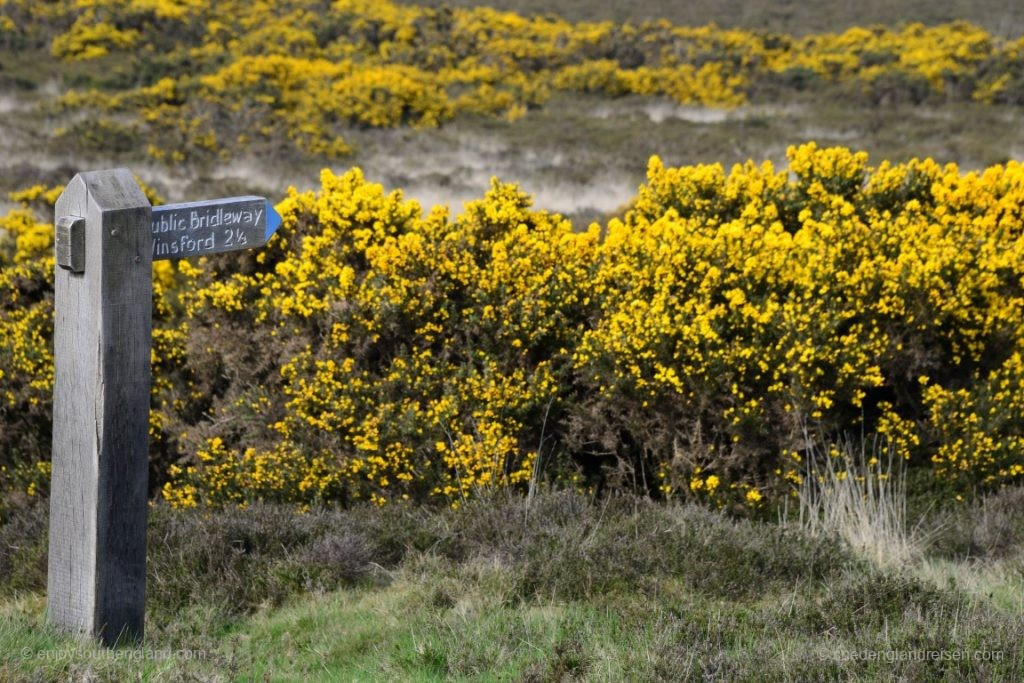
[47,169,281,645]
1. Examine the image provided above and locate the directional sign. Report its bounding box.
[49,170,291,645]
[151,195,282,260]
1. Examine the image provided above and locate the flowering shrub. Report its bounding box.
[4,0,1023,160]
[3,145,1024,513]
[161,169,597,507]
[0,191,55,512]
[161,145,1024,507]
[573,147,1024,501]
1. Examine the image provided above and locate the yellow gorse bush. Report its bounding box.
[166,168,596,506]
[116,146,1024,506]
[576,147,1024,498]
[3,0,1023,160]
[6,145,1024,511]
[3,145,1024,512]
[162,146,1024,506]
[0,199,54,484]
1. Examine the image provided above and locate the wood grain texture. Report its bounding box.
[48,168,153,645]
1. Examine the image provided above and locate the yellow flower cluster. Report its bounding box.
[4,0,1021,160]
[574,145,1024,498]
[50,19,139,60]
[162,436,340,508]
[0,189,58,477]
[4,144,1024,510]
[151,146,1024,507]
[162,168,592,506]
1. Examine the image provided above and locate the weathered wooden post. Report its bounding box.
[48,169,152,645]
[48,169,282,645]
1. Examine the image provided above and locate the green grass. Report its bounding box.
[2,490,1024,681]
[3,563,1022,680]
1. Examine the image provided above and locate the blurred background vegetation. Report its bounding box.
[0,0,1021,224]
[398,0,1024,35]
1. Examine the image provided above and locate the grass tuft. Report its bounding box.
[798,435,942,569]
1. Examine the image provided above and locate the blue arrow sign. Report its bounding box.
[264,199,282,242]
[150,196,282,260]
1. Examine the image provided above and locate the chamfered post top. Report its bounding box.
[54,169,152,275]
[72,168,151,213]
